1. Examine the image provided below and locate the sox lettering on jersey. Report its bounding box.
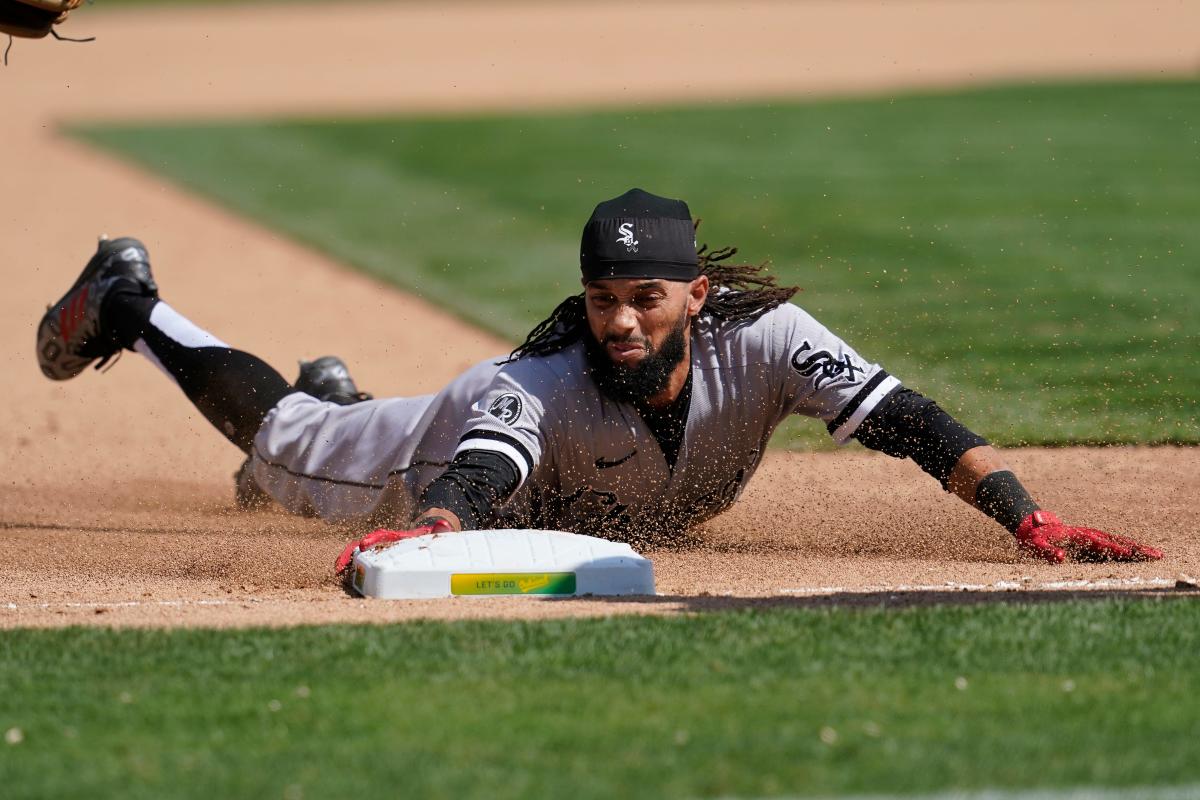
[561,485,633,535]
[790,340,864,389]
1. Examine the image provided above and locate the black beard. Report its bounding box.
[584,314,689,404]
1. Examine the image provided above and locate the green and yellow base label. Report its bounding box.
[451,572,577,596]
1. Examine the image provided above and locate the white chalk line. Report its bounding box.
[779,576,1183,596]
[716,785,1200,800]
[3,597,263,612]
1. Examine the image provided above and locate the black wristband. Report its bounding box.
[974,470,1040,533]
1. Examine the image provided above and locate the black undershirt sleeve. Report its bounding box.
[418,450,521,531]
[852,387,988,488]
[851,386,1041,532]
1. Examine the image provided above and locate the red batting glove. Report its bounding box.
[1014,510,1163,564]
[334,518,454,574]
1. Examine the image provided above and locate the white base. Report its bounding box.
[351,529,656,599]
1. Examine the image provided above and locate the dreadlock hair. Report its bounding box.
[504,224,800,362]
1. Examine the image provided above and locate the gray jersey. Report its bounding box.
[251,302,897,536]
[454,302,899,540]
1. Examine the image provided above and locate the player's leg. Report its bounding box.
[246,354,506,525]
[37,236,440,525]
[38,236,292,451]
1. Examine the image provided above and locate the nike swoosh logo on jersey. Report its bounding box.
[594,450,636,469]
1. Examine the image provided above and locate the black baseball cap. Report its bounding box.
[579,188,699,282]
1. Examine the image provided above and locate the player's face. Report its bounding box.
[582,277,708,368]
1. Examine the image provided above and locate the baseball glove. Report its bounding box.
[1,0,83,39]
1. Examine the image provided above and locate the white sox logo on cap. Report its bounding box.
[616,222,638,253]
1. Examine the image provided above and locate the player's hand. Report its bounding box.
[1014,510,1163,563]
[334,518,454,574]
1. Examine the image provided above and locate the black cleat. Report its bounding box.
[294,355,373,405]
[36,236,158,381]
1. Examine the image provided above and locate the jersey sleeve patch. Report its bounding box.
[487,393,523,425]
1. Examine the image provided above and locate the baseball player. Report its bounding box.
[36,188,1163,572]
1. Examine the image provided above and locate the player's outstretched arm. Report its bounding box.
[853,390,1163,563]
[944,445,1162,563]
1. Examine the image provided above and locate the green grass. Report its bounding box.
[3,599,1199,798]
[72,81,1200,447]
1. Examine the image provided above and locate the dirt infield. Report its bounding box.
[2,1,1197,628]
[3,446,1198,628]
